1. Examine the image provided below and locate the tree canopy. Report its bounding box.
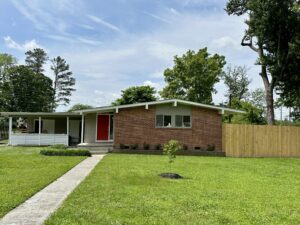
[222,65,250,105]
[226,0,300,124]
[68,103,93,112]
[25,48,48,74]
[2,65,54,112]
[112,85,157,106]
[160,48,226,104]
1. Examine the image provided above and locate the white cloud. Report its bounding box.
[144,12,172,24]
[210,36,241,50]
[4,36,43,51]
[87,15,121,32]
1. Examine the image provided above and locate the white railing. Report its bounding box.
[10,133,68,146]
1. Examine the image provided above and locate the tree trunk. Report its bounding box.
[261,65,275,125]
[265,84,275,125]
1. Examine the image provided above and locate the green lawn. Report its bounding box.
[0,146,85,218]
[46,154,300,225]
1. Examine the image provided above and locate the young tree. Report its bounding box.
[51,56,75,108]
[112,85,157,105]
[25,48,48,74]
[160,48,226,104]
[226,0,300,124]
[68,103,93,112]
[3,65,54,112]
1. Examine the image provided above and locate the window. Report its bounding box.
[183,116,191,127]
[156,115,172,127]
[164,115,172,127]
[175,115,183,127]
[175,115,191,128]
[156,115,163,127]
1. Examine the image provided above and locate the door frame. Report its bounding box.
[95,113,114,142]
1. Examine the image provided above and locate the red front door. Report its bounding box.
[97,115,109,141]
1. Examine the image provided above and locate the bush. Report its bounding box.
[130,144,138,150]
[143,143,150,150]
[120,143,125,149]
[40,149,91,156]
[163,140,182,163]
[155,144,162,150]
[206,144,215,151]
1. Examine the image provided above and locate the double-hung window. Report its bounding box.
[175,115,191,128]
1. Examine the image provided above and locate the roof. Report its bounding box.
[0,99,245,117]
[0,112,80,117]
[76,99,245,114]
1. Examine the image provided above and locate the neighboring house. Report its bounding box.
[0,99,244,151]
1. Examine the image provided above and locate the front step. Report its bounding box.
[77,142,113,154]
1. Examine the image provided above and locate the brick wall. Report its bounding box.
[114,105,222,151]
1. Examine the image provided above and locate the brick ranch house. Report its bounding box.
[0,99,244,153]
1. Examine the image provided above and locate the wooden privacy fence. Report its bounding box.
[222,124,300,157]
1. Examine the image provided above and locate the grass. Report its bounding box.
[46,154,300,225]
[0,146,86,218]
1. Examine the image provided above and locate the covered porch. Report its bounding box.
[0,112,82,146]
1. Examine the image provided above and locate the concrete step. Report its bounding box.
[78,142,113,147]
[89,150,109,155]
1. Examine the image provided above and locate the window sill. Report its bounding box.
[155,127,192,130]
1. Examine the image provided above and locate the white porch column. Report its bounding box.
[8,117,12,145]
[66,117,69,136]
[81,114,84,143]
[38,116,41,146]
[66,117,69,146]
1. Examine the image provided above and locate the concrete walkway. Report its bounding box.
[0,154,105,225]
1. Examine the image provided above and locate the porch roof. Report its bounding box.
[76,99,245,115]
[0,112,80,117]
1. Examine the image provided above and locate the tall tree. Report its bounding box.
[112,85,157,105]
[0,54,16,111]
[226,0,300,124]
[25,48,48,74]
[51,56,75,108]
[222,65,251,105]
[3,65,54,112]
[222,65,251,122]
[160,48,225,104]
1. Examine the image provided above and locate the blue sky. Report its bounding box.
[1,0,274,114]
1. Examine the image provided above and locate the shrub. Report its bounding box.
[143,143,150,150]
[183,144,188,151]
[155,144,162,150]
[163,140,182,164]
[120,144,125,149]
[40,149,91,156]
[130,144,138,150]
[206,144,215,151]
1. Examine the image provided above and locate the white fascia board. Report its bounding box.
[77,99,245,114]
[0,112,81,117]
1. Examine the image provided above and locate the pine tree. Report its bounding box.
[51,56,75,108]
[25,48,48,74]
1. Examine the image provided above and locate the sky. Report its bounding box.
[0,0,287,118]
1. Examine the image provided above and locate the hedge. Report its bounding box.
[40,149,91,157]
